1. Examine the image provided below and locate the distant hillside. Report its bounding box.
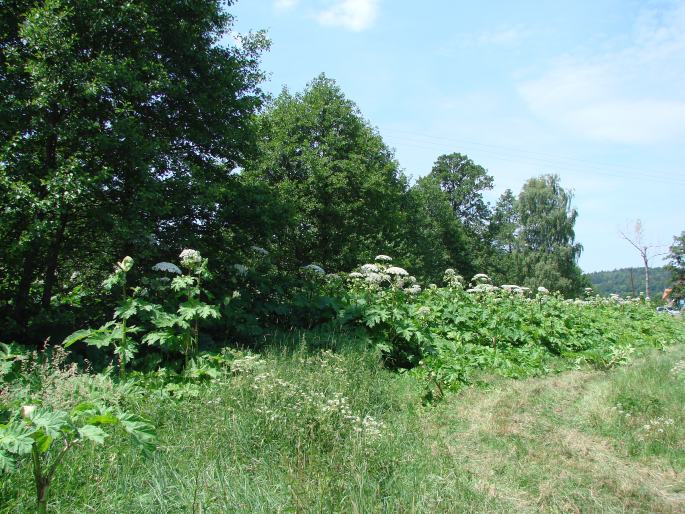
[585,267,673,297]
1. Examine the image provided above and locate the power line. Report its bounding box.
[381,130,685,187]
[382,128,681,180]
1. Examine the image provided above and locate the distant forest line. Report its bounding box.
[585,267,673,298]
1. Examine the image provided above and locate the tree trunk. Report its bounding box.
[14,251,39,334]
[643,250,650,300]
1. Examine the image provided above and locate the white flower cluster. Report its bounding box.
[233,264,248,276]
[230,354,265,374]
[250,246,269,256]
[386,266,408,276]
[302,264,325,274]
[537,286,549,294]
[361,264,379,273]
[179,249,202,269]
[300,350,346,374]
[375,255,392,262]
[640,417,674,438]
[152,262,182,274]
[404,284,422,294]
[501,284,529,295]
[251,373,385,439]
[470,273,492,286]
[671,360,685,380]
[444,268,464,289]
[466,283,499,294]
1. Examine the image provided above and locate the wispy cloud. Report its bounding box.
[475,26,529,46]
[315,0,380,31]
[274,0,299,11]
[518,1,685,144]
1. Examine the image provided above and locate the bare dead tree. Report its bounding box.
[620,219,667,300]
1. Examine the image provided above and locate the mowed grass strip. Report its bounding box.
[433,345,685,513]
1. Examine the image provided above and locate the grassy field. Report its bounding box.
[3,335,685,513]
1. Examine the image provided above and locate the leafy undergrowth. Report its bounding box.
[2,336,685,512]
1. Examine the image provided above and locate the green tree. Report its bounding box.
[513,175,584,296]
[424,153,493,229]
[407,153,494,280]
[403,178,475,281]
[244,74,408,271]
[488,189,518,283]
[0,0,267,341]
[667,232,685,303]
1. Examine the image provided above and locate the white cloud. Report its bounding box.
[518,1,685,144]
[274,0,299,11]
[315,0,380,31]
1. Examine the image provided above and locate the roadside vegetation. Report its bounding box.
[3,1,685,512]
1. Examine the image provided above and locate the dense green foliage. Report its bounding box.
[586,266,673,298]
[335,262,684,393]
[1,0,592,345]
[667,232,685,302]
[0,0,267,342]
[243,74,408,271]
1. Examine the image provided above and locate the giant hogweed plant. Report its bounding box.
[63,256,149,377]
[338,262,685,396]
[0,403,155,513]
[64,250,220,372]
[143,249,220,366]
[342,256,431,368]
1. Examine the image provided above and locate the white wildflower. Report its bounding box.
[386,266,408,276]
[179,249,202,268]
[537,286,549,294]
[303,264,325,274]
[361,263,379,273]
[349,272,364,279]
[250,245,269,256]
[365,272,388,284]
[152,262,182,274]
[417,306,431,315]
[404,284,422,294]
[375,255,392,262]
[20,405,37,418]
[471,273,491,285]
[444,268,464,288]
[467,284,499,293]
[233,264,248,276]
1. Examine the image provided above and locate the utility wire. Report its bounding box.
[382,131,685,187]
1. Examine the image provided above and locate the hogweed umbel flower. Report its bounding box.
[152,262,182,274]
[179,249,202,269]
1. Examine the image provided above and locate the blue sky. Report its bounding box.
[229,0,685,272]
